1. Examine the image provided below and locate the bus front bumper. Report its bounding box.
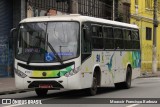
[15,71,82,90]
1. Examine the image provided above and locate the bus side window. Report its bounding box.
[124,29,132,49]
[114,28,124,49]
[103,27,114,49]
[82,24,91,53]
[81,23,92,62]
[92,26,103,49]
[132,30,140,49]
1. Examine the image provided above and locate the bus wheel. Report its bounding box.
[35,88,48,97]
[115,66,132,89]
[125,66,132,89]
[89,74,98,96]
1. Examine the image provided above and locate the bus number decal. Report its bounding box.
[96,54,100,62]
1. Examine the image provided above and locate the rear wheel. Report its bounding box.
[115,66,132,89]
[35,89,48,97]
[125,67,132,88]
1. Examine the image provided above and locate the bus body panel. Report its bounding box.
[15,74,24,89]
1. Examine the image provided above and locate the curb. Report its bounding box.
[139,72,160,78]
[0,88,34,96]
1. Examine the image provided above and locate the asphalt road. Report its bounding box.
[0,77,160,107]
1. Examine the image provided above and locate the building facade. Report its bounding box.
[0,0,12,77]
[12,0,160,74]
[27,0,113,19]
[130,0,160,72]
[0,0,32,77]
[118,0,131,23]
[0,0,131,77]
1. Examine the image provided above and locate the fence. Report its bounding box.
[28,0,113,20]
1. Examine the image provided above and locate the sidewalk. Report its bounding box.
[0,72,160,95]
[0,77,33,95]
[140,71,160,78]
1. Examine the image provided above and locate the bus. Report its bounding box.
[14,14,141,97]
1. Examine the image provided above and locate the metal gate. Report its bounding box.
[28,0,113,20]
[0,0,13,77]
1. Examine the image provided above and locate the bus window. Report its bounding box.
[82,25,91,53]
[81,23,92,62]
[132,30,140,49]
[124,29,132,49]
[92,25,103,49]
[103,27,114,49]
[114,28,124,49]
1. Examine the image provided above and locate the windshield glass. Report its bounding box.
[16,22,79,63]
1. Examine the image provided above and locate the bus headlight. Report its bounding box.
[65,67,80,77]
[14,69,27,78]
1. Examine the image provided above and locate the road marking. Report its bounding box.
[3,104,23,107]
[126,104,139,107]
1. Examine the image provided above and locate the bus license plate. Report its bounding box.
[39,84,53,88]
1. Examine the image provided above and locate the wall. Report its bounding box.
[130,0,160,72]
[0,0,14,77]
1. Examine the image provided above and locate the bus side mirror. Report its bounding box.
[10,28,17,38]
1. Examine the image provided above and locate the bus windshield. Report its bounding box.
[16,22,79,63]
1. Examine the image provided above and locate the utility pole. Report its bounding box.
[152,0,158,74]
[113,0,115,20]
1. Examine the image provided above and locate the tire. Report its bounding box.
[88,73,98,96]
[115,66,132,89]
[125,67,132,89]
[35,89,48,97]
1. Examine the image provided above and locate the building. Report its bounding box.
[0,0,156,77]
[0,0,115,77]
[118,0,131,23]
[0,0,22,77]
[27,0,113,19]
[130,0,160,72]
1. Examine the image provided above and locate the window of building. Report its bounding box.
[158,1,160,13]
[146,27,152,40]
[135,0,138,5]
[103,27,114,49]
[145,0,153,9]
[92,25,103,49]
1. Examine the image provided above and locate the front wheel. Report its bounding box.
[88,75,98,96]
[35,89,48,97]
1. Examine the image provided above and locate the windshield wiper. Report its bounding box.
[36,36,63,65]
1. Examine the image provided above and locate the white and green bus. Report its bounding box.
[14,14,141,96]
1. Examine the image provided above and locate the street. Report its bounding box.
[0,77,160,107]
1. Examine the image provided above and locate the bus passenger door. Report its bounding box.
[81,23,93,88]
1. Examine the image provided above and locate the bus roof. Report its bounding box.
[20,14,138,29]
